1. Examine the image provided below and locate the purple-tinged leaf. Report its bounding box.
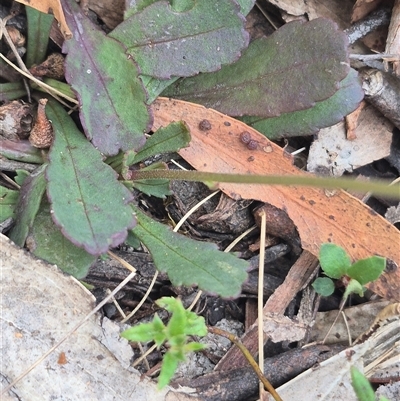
[45,98,136,255]
[109,0,249,79]
[9,164,47,247]
[27,201,97,279]
[241,69,364,139]
[0,139,43,164]
[61,0,152,156]
[163,18,350,117]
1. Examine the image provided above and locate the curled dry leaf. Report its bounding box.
[151,97,400,302]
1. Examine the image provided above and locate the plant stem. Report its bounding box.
[130,169,400,199]
[207,326,283,401]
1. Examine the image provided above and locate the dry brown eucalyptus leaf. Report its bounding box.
[152,97,400,302]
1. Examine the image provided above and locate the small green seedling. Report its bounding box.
[312,243,386,299]
[313,243,386,343]
[121,297,207,389]
[351,366,389,401]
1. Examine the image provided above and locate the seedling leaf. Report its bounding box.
[159,351,180,389]
[163,18,349,117]
[184,342,206,353]
[131,206,249,298]
[350,366,376,401]
[61,0,151,156]
[347,256,386,285]
[45,98,136,255]
[319,243,351,279]
[344,278,365,298]
[121,314,167,344]
[110,0,249,79]
[241,69,364,139]
[312,277,335,297]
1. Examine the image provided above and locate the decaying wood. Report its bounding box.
[215,251,319,371]
[345,7,391,44]
[174,344,344,401]
[384,0,400,75]
[361,68,400,129]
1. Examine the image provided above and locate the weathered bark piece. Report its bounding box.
[384,0,400,75]
[253,203,302,254]
[215,251,319,371]
[345,7,391,43]
[175,344,343,401]
[361,68,400,129]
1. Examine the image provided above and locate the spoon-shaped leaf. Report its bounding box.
[45,99,136,255]
[110,0,249,79]
[163,18,349,117]
[241,69,364,139]
[61,0,151,156]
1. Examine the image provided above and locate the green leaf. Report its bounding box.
[163,18,349,117]
[132,122,191,164]
[347,256,386,285]
[350,366,375,401]
[319,243,351,279]
[0,139,44,164]
[45,98,136,255]
[236,0,256,15]
[124,0,158,16]
[126,231,141,249]
[121,315,166,344]
[61,0,151,156]
[140,75,180,105]
[344,278,364,298]
[131,205,249,298]
[25,6,54,67]
[184,342,206,353]
[14,170,30,186]
[185,310,207,336]
[110,0,249,79]
[169,0,195,12]
[241,69,364,139]
[8,164,47,247]
[0,82,26,102]
[0,186,19,222]
[26,201,97,278]
[158,297,187,337]
[158,350,180,389]
[312,277,335,297]
[32,78,77,100]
